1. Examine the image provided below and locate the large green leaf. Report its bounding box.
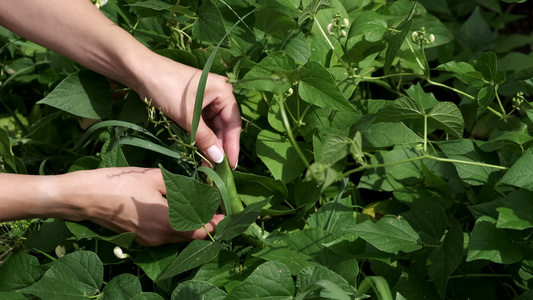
[360,122,424,149]
[160,166,220,231]
[438,140,500,185]
[384,17,412,73]
[402,206,447,245]
[435,61,485,87]
[65,221,135,249]
[157,240,224,281]
[239,52,296,93]
[498,148,533,191]
[296,266,354,298]
[375,97,424,122]
[192,0,227,44]
[496,190,533,230]
[426,225,464,298]
[256,130,312,183]
[299,61,356,112]
[225,261,295,300]
[467,216,522,264]
[19,251,103,299]
[347,10,388,43]
[427,102,465,138]
[37,71,111,119]
[0,253,41,292]
[171,280,226,300]
[134,245,179,282]
[355,215,423,253]
[100,274,142,300]
[98,137,129,168]
[214,198,270,241]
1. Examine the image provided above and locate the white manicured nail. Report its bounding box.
[207,145,224,164]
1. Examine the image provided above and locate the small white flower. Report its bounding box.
[327,23,334,35]
[429,34,435,43]
[286,88,293,96]
[343,18,349,28]
[411,31,418,42]
[341,30,347,37]
[55,245,66,258]
[113,246,130,259]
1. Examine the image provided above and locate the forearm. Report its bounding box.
[0,173,80,222]
[0,0,148,90]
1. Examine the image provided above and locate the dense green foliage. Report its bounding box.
[1,0,533,299]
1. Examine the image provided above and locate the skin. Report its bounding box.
[0,0,241,246]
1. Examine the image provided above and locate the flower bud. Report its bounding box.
[341,30,347,37]
[55,245,66,258]
[343,18,349,28]
[411,31,418,43]
[113,246,130,259]
[327,23,334,35]
[429,34,435,43]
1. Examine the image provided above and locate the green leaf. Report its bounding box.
[171,280,226,300]
[355,215,423,253]
[498,148,533,191]
[99,138,129,168]
[65,221,135,249]
[427,102,465,138]
[426,225,464,298]
[384,17,412,74]
[214,198,270,241]
[296,266,353,299]
[347,10,388,43]
[496,190,533,230]
[37,71,111,119]
[253,245,316,275]
[299,61,355,112]
[120,137,185,161]
[0,127,25,174]
[233,171,288,206]
[225,261,295,300]
[161,166,220,231]
[256,130,312,183]
[19,251,103,299]
[190,250,239,287]
[134,245,179,282]
[405,83,439,110]
[126,0,173,10]
[435,61,485,87]
[356,276,393,300]
[403,206,447,245]
[0,253,41,291]
[456,7,492,54]
[360,122,424,149]
[100,274,142,300]
[239,52,296,93]
[467,216,522,264]
[476,85,496,117]
[192,0,227,44]
[157,240,224,281]
[437,140,500,185]
[375,97,424,122]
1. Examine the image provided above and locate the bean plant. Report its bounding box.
[1,0,533,299]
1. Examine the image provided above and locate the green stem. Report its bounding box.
[314,18,351,72]
[203,225,215,242]
[341,154,507,178]
[427,79,476,100]
[278,95,310,167]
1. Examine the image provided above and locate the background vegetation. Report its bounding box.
[1,0,533,299]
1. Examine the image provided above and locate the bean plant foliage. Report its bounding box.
[1,0,533,299]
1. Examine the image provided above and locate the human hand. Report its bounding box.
[55,167,224,247]
[132,54,241,169]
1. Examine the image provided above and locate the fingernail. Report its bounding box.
[233,159,238,170]
[207,145,224,164]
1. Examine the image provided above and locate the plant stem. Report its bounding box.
[314,18,351,72]
[341,153,507,178]
[203,225,215,242]
[278,95,310,167]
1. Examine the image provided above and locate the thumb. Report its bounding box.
[194,120,224,164]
